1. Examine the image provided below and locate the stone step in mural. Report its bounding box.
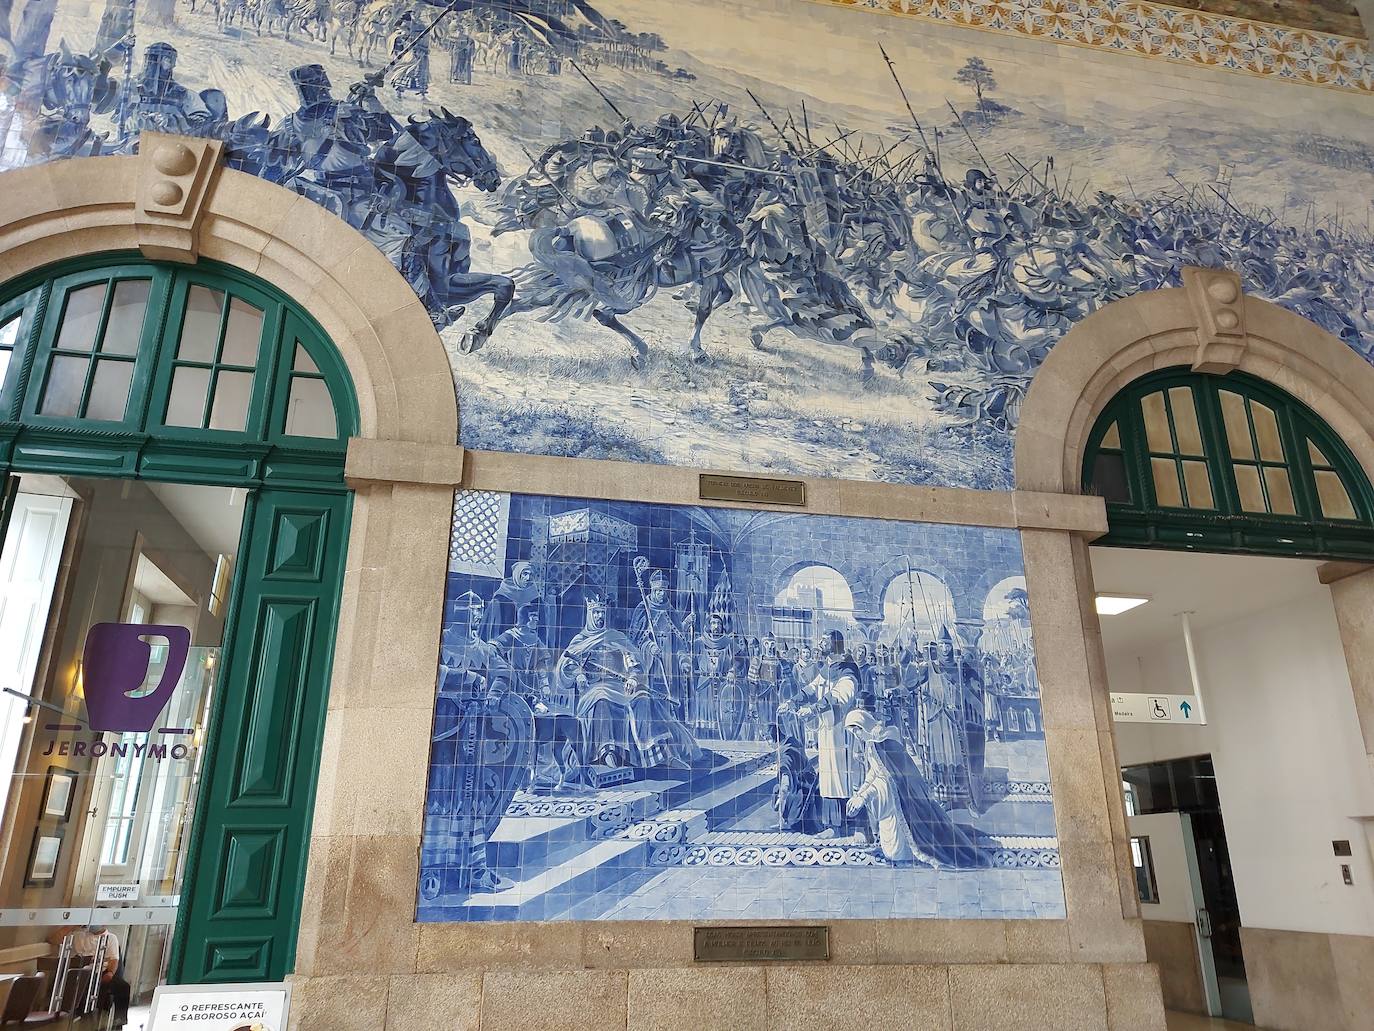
[488,740,774,868]
[420,741,778,921]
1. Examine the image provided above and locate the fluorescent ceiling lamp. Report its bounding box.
[1095,594,1150,616]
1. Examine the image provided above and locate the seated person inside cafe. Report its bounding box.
[46,922,130,1027]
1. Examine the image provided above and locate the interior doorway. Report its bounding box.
[0,255,358,1025]
[1123,755,1249,1021]
[0,474,245,1029]
[1092,546,1373,1025]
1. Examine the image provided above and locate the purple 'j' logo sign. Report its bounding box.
[82,623,191,734]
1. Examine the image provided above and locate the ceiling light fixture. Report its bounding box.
[1095,594,1150,616]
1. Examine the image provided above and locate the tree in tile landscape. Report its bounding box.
[11,0,1374,488]
[954,56,997,123]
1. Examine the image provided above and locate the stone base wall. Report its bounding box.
[288,960,1165,1030]
[1242,927,1374,1031]
[1141,920,1206,1016]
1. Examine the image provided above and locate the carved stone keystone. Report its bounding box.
[134,132,225,263]
[1183,265,1248,374]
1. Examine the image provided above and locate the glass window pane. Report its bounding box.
[1220,391,1253,460]
[86,358,134,421]
[284,376,337,438]
[1316,471,1358,521]
[1181,461,1214,510]
[1264,467,1296,515]
[208,370,254,432]
[178,286,224,362]
[1168,387,1204,456]
[1234,464,1265,512]
[1142,392,1173,454]
[221,297,264,366]
[1091,452,1131,504]
[0,314,16,389]
[293,342,320,374]
[39,354,89,416]
[166,365,211,427]
[1252,402,1284,462]
[1308,440,1332,469]
[56,283,106,352]
[100,279,150,355]
[1151,457,1183,507]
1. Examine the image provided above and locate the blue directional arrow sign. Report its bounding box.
[1179,700,1193,719]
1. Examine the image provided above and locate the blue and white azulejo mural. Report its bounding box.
[418,490,1064,922]
[3,0,1373,488]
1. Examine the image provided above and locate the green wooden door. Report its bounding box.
[2,256,359,984]
[167,487,351,983]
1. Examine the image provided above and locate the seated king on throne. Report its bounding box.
[556,588,700,775]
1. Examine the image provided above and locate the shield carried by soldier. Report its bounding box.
[715,674,746,740]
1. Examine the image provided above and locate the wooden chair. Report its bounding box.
[0,973,61,1026]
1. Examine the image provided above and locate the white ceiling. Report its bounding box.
[1091,546,1332,661]
[149,482,246,558]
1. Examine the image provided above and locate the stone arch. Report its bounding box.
[968,568,1027,618]
[771,559,865,611]
[1015,268,1374,497]
[982,575,1029,621]
[0,140,457,446]
[870,558,957,624]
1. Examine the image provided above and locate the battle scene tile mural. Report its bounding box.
[2,0,1372,488]
[418,491,1065,922]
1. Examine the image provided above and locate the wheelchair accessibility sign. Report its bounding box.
[1111,692,1206,725]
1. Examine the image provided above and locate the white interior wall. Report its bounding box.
[1109,580,1374,938]
[1127,811,1196,924]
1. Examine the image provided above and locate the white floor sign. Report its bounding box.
[147,982,291,1030]
[1111,692,1206,725]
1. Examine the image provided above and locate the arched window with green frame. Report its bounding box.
[0,254,359,985]
[1083,369,1374,559]
[0,255,358,483]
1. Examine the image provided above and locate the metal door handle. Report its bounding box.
[1196,907,1213,938]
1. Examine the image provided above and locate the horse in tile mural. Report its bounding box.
[3,0,1373,486]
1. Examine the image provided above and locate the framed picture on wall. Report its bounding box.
[41,766,76,822]
[24,828,63,887]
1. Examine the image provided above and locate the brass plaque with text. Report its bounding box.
[693,925,830,962]
[699,473,806,507]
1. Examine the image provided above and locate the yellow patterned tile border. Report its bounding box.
[814,0,1373,95]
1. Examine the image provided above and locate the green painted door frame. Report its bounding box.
[0,255,359,983]
[169,487,352,981]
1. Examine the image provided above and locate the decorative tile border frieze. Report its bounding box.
[817,0,1374,94]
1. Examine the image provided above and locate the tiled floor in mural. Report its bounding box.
[417,492,1066,923]
[423,737,1060,922]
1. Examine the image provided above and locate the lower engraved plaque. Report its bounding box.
[693,925,830,962]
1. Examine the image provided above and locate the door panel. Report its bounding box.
[169,488,350,983]
[0,489,73,815]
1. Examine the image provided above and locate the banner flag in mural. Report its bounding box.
[418,491,1063,923]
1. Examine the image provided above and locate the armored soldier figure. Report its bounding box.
[697,612,736,732]
[421,592,532,902]
[127,43,209,138]
[390,11,430,98]
[630,567,693,713]
[907,628,986,810]
[262,64,394,198]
